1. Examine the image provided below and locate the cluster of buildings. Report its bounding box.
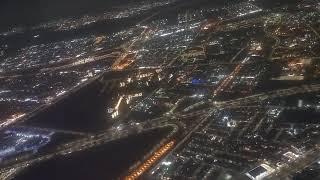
[0,127,53,164]
[0,0,319,179]
[0,0,178,34]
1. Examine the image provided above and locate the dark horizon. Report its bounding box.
[0,0,146,31]
[0,0,299,32]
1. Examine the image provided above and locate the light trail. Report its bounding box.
[213,57,249,97]
[112,28,151,70]
[124,140,175,180]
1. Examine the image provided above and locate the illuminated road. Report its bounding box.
[17,126,90,136]
[0,6,318,180]
[125,140,176,180]
[111,27,152,70]
[266,145,320,179]
[213,55,249,97]
[123,109,215,180]
[0,123,179,180]
[215,84,320,108]
[2,83,319,179]
[309,25,320,40]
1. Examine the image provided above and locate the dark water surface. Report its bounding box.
[14,127,172,180]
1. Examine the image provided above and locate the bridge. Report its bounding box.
[0,122,180,180]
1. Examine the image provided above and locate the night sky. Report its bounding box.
[0,0,300,31]
[0,0,138,31]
